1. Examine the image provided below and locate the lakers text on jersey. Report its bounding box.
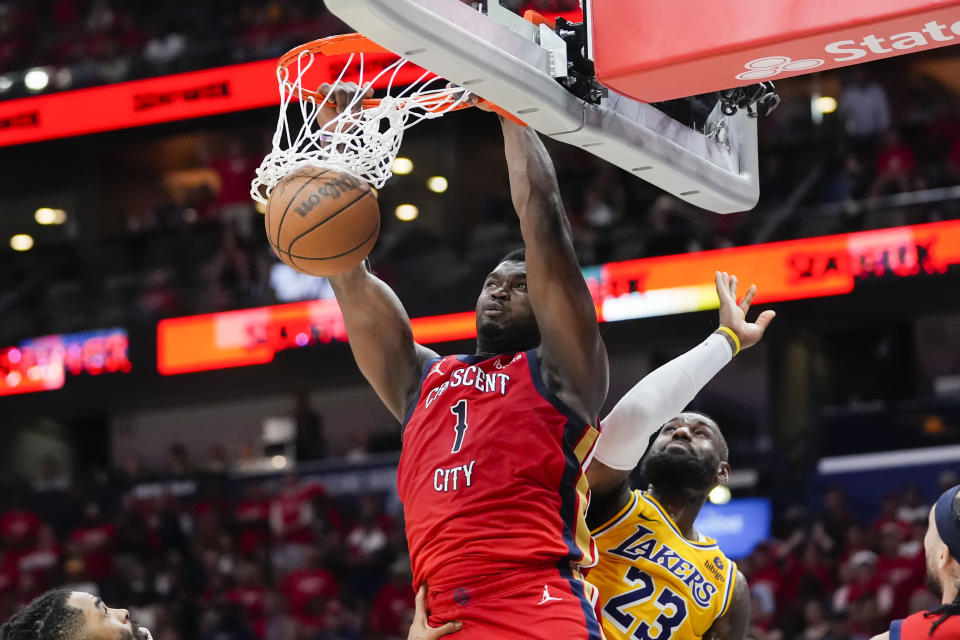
[590,490,737,640]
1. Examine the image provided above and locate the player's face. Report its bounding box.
[641,414,729,494]
[67,592,147,640]
[475,261,539,350]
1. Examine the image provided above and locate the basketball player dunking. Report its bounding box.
[324,87,608,639]
[412,271,774,640]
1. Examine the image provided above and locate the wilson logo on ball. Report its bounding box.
[293,174,366,218]
[735,56,825,80]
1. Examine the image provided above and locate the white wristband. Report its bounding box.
[594,333,733,471]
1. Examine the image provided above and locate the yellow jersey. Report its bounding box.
[589,490,737,640]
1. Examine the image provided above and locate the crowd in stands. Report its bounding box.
[0,447,954,640]
[1,1,960,337]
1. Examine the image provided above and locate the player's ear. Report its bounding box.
[716,461,730,486]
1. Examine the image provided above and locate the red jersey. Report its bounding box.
[398,351,598,589]
[891,609,960,639]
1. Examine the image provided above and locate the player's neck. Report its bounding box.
[648,485,709,541]
[944,579,959,605]
[474,339,535,359]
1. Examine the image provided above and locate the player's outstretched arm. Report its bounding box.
[705,571,750,640]
[329,263,439,422]
[315,83,438,421]
[499,116,608,422]
[407,586,462,640]
[587,272,775,505]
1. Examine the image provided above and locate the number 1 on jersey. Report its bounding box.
[450,399,469,453]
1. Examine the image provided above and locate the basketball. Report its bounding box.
[265,166,380,276]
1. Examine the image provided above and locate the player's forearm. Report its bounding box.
[594,332,734,471]
[499,116,570,242]
[328,264,423,420]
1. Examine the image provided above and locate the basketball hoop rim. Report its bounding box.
[275,32,521,122]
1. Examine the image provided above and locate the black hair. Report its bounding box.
[0,589,84,640]
[499,248,526,264]
[925,491,960,636]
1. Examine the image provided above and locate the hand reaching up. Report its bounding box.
[715,271,776,352]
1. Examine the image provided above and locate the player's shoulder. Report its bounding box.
[894,609,960,640]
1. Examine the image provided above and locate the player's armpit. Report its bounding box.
[584,464,631,530]
[705,571,750,640]
[328,263,439,421]
[498,117,608,421]
[585,459,631,496]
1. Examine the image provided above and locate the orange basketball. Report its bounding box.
[265,167,380,276]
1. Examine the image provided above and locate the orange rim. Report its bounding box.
[277,33,524,124]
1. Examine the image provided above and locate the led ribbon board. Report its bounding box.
[0,55,429,148]
[157,219,960,375]
[0,11,581,148]
[0,328,131,396]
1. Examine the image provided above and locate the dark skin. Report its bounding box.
[326,84,607,425]
[413,272,769,640]
[588,415,750,640]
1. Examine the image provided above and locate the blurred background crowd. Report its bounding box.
[0,449,956,640]
[0,0,958,340]
[0,1,959,640]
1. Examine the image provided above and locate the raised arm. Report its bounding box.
[329,264,438,422]
[311,83,437,422]
[499,117,607,422]
[587,273,775,516]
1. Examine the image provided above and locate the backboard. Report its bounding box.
[323,0,760,214]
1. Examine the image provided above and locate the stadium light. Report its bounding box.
[10,234,34,251]
[814,96,838,114]
[35,208,67,225]
[0,76,12,92]
[427,176,449,193]
[708,485,732,505]
[395,204,419,221]
[270,455,288,470]
[24,69,50,92]
[392,157,414,175]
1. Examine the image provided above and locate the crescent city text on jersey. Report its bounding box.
[423,365,511,409]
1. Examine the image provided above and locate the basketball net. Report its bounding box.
[251,37,472,204]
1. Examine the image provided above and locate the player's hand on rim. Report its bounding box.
[408,586,463,640]
[316,82,374,126]
[714,270,775,352]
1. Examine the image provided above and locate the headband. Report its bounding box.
[935,484,960,563]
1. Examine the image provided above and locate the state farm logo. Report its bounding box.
[736,56,824,80]
[133,81,230,112]
[736,19,960,81]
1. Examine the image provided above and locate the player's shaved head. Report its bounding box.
[640,412,730,499]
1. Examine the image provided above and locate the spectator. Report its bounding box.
[369,558,416,640]
[293,392,328,463]
[839,68,891,143]
[870,128,921,197]
[280,547,340,629]
[67,502,116,584]
[833,551,892,617]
